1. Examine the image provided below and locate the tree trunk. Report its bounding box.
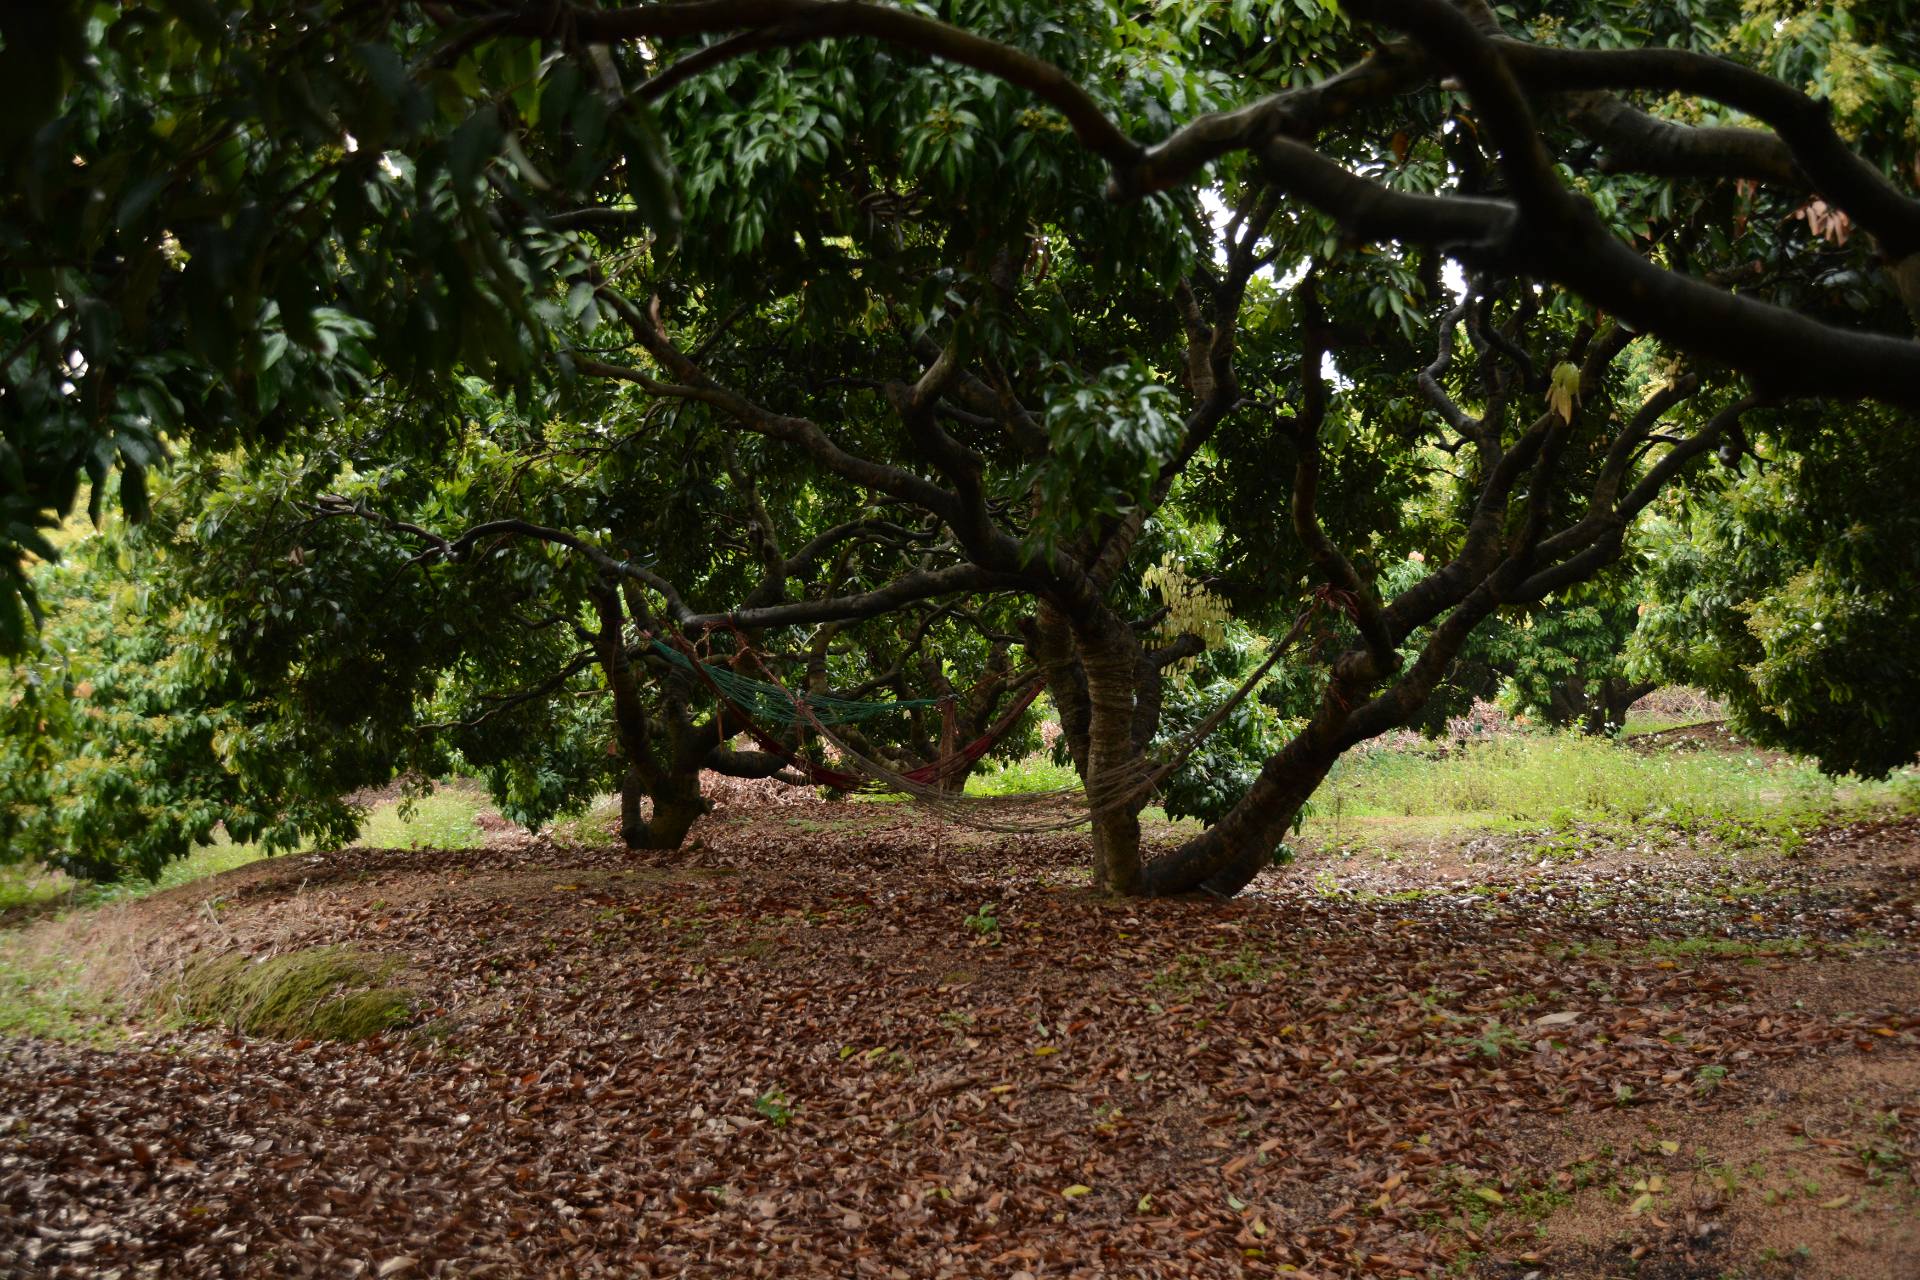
[620,761,647,848]
[1143,727,1341,897]
[590,583,713,852]
[1545,678,1585,729]
[639,767,708,849]
[1079,613,1153,895]
[1032,600,1156,894]
[1595,678,1656,737]
[618,759,709,850]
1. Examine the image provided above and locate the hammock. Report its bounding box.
[655,634,1044,792]
[671,602,1321,834]
[648,639,946,725]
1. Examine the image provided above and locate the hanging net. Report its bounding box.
[648,639,945,725]
[657,603,1321,835]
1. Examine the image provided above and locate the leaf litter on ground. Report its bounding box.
[1,804,1915,1277]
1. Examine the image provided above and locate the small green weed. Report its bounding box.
[964,903,1001,941]
[1148,946,1278,996]
[1643,936,1809,961]
[753,1086,795,1127]
[1452,1021,1528,1059]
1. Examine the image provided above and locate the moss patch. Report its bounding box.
[173,945,414,1041]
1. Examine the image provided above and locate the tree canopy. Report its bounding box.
[4,0,1918,894]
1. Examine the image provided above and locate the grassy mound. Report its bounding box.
[173,945,414,1041]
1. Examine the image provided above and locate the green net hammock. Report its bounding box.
[648,640,946,726]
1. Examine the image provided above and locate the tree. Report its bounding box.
[156,384,1039,858]
[0,510,366,882]
[1337,556,1652,739]
[0,1,684,651]
[7,0,1919,896]
[1631,402,1920,777]
[587,0,1920,897]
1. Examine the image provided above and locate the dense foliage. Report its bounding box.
[1633,409,1920,777]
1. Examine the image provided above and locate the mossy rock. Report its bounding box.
[173,945,415,1041]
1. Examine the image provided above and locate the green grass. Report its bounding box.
[1305,732,1918,841]
[551,793,624,844]
[0,864,75,915]
[1620,712,1713,738]
[0,838,277,1043]
[173,944,414,1041]
[2,785,494,916]
[1,837,269,919]
[0,787,490,1043]
[361,786,490,848]
[964,729,1920,852]
[0,942,126,1041]
[966,754,1081,796]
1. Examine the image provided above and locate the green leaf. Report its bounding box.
[621,107,682,248]
[1547,362,1581,424]
[448,106,504,195]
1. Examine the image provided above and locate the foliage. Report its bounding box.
[1155,632,1290,827]
[0,2,682,651]
[0,517,361,882]
[1142,552,1232,662]
[1632,410,1920,776]
[5,0,1920,897]
[1492,593,1647,733]
[1032,364,1184,546]
[967,750,1081,797]
[963,902,1001,940]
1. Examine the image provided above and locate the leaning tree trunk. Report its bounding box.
[1143,725,1343,897]
[1586,677,1656,737]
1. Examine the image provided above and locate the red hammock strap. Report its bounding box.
[900,678,1046,785]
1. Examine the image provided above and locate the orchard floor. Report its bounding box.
[2,800,1917,1278]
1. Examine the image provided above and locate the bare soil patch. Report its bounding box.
[1514,1052,1919,1280]
[1627,720,1794,764]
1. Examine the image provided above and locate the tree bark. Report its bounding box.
[639,766,709,849]
[1143,721,1342,897]
[620,761,647,848]
[1077,611,1154,894]
[1031,599,1158,894]
[1595,678,1656,737]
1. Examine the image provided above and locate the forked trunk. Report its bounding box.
[619,762,709,850]
[594,584,710,853]
[640,770,708,849]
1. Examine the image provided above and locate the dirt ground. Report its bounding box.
[1,802,1915,1278]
